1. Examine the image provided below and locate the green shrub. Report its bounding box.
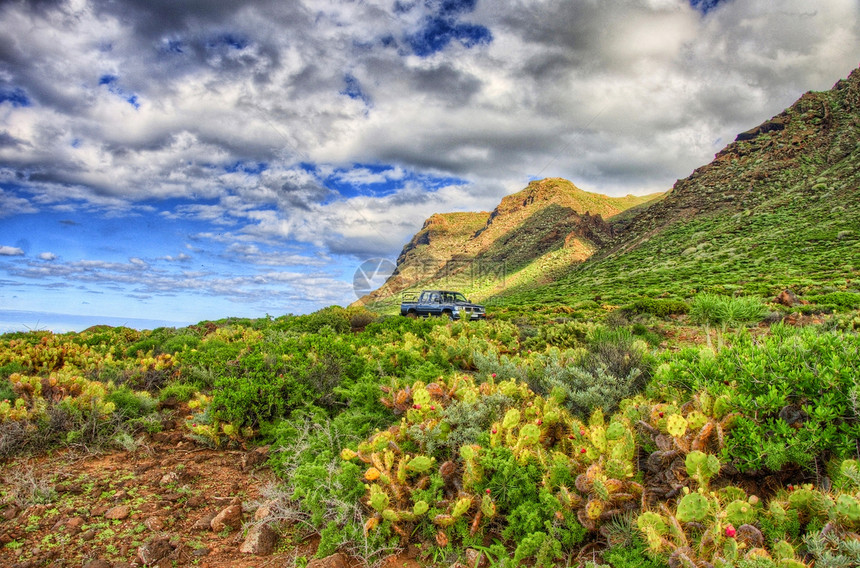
[297,306,352,334]
[160,334,201,354]
[105,386,157,419]
[690,293,767,349]
[626,298,689,317]
[807,291,860,309]
[534,358,643,420]
[0,362,26,380]
[583,326,652,381]
[522,321,592,351]
[0,377,16,403]
[158,381,199,402]
[652,324,860,472]
[602,534,667,568]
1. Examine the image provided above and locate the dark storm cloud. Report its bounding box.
[277,178,334,211]
[408,63,483,102]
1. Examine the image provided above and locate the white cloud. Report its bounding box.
[161,253,190,262]
[38,252,57,261]
[0,246,25,256]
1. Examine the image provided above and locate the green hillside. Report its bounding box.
[358,178,664,310]
[502,69,860,309]
[365,68,860,316]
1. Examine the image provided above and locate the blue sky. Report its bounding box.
[1,0,859,332]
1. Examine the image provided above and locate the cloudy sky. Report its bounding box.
[1,0,858,331]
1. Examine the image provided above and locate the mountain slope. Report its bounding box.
[501,68,860,306]
[357,179,663,308]
[362,67,860,312]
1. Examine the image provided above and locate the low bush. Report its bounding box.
[807,291,860,310]
[626,298,690,317]
[651,324,860,472]
[105,386,157,419]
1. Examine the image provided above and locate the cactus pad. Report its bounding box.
[666,414,688,438]
[406,455,435,473]
[606,421,626,441]
[502,408,521,429]
[834,493,860,524]
[413,500,429,516]
[676,492,709,523]
[725,499,756,526]
[685,450,721,488]
[369,484,389,512]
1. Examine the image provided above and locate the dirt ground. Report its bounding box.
[0,409,319,568]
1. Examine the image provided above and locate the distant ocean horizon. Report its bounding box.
[0,309,192,334]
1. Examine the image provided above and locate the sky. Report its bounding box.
[1,0,859,332]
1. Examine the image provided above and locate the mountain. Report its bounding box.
[500,67,860,307]
[356,179,663,308]
[362,67,860,311]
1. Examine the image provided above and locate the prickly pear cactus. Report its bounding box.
[725,499,757,526]
[834,493,860,526]
[685,450,721,489]
[676,491,710,523]
[406,455,435,473]
[637,511,669,552]
[667,414,688,438]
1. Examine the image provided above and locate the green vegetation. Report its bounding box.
[1,300,858,566]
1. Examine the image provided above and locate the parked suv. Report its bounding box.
[400,290,486,320]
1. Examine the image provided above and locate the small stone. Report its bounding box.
[186,495,206,508]
[91,504,109,517]
[241,446,270,470]
[239,523,278,556]
[308,552,349,568]
[79,529,96,541]
[254,500,276,522]
[138,502,158,514]
[465,548,487,568]
[144,516,164,532]
[192,512,216,531]
[159,471,179,486]
[137,536,173,565]
[104,505,130,520]
[2,506,19,520]
[210,504,242,532]
[65,517,85,535]
[82,560,111,568]
[736,524,764,549]
[192,547,210,557]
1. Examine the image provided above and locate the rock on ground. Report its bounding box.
[239,523,278,555]
[210,504,242,532]
[308,552,349,568]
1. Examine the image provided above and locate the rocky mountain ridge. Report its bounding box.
[359,178,662,306]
